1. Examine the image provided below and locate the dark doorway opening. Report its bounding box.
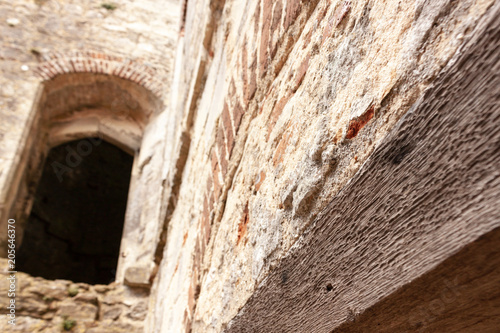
[17,138,133,284]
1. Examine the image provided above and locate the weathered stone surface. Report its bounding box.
[1,0,173,332]
[1,0,499,332]
[224,2,500,330]
[0,0,179,288]
[124,266,151,289]
[101,304,123,321]
[127,301,148,321]
[149,0,499,332]
[85,320,144,333]
[57,299,98,322]
[0,315,51,332]
[0,258,149,332]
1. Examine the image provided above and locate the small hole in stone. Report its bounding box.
[326,283,333,292]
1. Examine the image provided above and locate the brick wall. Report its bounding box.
[0,1,179,332]
[150,0,497,332]
[0,0,497,332]
[36,51,165,98]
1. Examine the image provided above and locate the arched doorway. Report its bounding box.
[0,63,163,284]
[17,138,133,284]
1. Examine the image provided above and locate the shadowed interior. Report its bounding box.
[16,138,133,285]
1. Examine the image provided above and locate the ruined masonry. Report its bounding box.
[0,0,499,332]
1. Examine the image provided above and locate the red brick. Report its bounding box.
[293,55,310,91]
[206,175,214,208]
[254,171,266,191]
[334,1,351,26]
[273,130,292,166]
[267,91,292,138]
[346,105,375,139]
[322,18,334,44]
[259,0,273,78]
[271,0,283,34]
[322,1,351,44]
[222,103,235,156]
[222,102,234,134]
[36,51,165,99]
[211,150,222,200]
[232,100,245,134]
[208,189,215,212]
[237,203,250,245]
[253,1,261,36]
[213,170,221,200]
[211,148,218,172]
[302,29,313,50]
[202,196,211,245]
[241,38,248,101]
[246,59,257,104]
[270,1,284,60]
[284,0,301,30]
[219,143,228,177]
[229,77,236,99]
[203,195,210,220]
[216,125,228,177]
[216,124,226,153]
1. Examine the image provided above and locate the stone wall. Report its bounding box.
[149,0,498,332]
[0,0,178,192]
[0,259,148,332]
[0,0,498,332]
[0,0,179,332]
[0,0,180,274]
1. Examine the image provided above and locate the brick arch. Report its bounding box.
[38,71,162,152]
[0,54,165,257]
[35,50,166,99]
